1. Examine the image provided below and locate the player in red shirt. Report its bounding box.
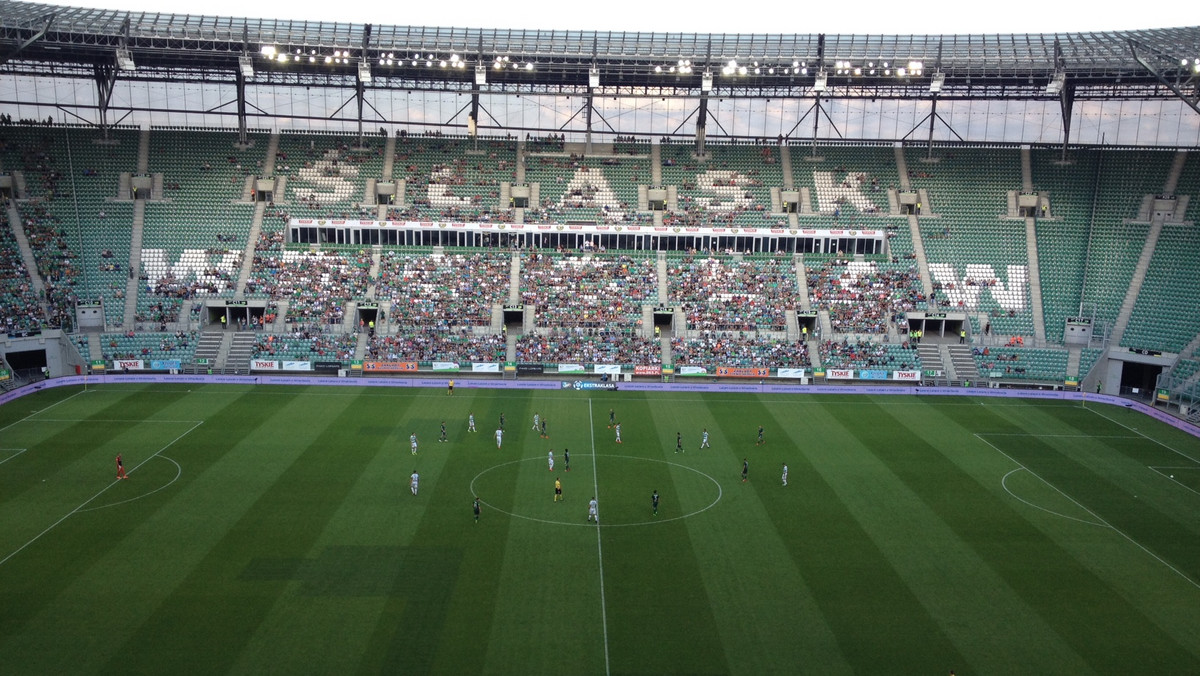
[115,454,129,480]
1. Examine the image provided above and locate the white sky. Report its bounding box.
[30,0,1200,35]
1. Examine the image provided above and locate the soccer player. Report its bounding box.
[447,379,454,395]
[410,470,419,496]
[781,463,788,487]
[473,497,481,522]
[532,412,540,431]
[410,433,418,455]
[608,408,615,429]
[468,413,476,433]
[495,428,503,449]
[742,458,749,483]
[115,453,129,480]
[588,496,599,524]
[548,450,555,472]
[499,412,506,430]
[439,421,448,443]
[614,422,622,444]
[540,418,548,439]
[756,425,764,446]
[563,448,570,471]
[554,478,562,502]
[675,432,683,454]
[652,489,659,516]
[700,428,710,449]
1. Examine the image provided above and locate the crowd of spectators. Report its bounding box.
[245,249,371,325]
[521,251,657,328]
[0,209,44,332]
[669,254,796,331]
[140,249,243,323]
[375,251,510,328]
[253,329,356,361]
[671,332,810,368]
[368,330,506,363]
[99,330,197,361]
[516,328,660,364]
[807,259,925,334]
[16,203,79,328]
[393,137,515,222]
[819,339,920,370]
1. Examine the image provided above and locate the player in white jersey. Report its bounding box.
[410,433,418,455]
[495,428,503,449]
[587,497,599,524]
[781,463,788,487]
[532,412,540,430]
[700,428,710,449]
[548,450,555,471]
[410,470,419,496]
[468,413,476,433]
[614,422,622,444]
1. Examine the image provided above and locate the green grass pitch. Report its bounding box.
[1,383,1199,674]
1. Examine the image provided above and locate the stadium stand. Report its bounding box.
[668,253,797,331]
[375,249,510,328]
[907,147,1034,337]
[521,251,657,328]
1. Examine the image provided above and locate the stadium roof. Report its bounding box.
[2,0,1199,102]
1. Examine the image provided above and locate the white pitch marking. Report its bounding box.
[976,433,1200,591]
[469,455,723,528]
[588,398,611,676]
[0,420,202,568]
[1084,406,1200,466]
[0,448,28,465]
[78,456,184,512]
[0,389,85,434]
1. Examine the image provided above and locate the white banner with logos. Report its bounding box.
[113,359,144,371]
[893,370,921,381]
[593,364,621,375]
[472,362,500,373]
[558,363,586,373]
[826,368,854,380]
[251,359,280,371]
[777,368,807,379]
[282,360,312,371]
[678,365,708,376]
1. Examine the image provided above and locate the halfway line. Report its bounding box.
[587,398,612,676]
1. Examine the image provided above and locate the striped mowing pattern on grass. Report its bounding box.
[0,384,1198,674]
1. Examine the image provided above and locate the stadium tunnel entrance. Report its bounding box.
[206,302,269,329]
[357,304,379,334]
[906,312,968,342]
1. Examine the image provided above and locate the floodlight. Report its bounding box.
[1045,70,1065,95]
[116,48,135,71]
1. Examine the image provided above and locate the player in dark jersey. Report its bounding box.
[473,497,481,522]
[439,421,448,443]
[115,454,128,480]
[564,448,571,472]
[675,432,682,453]
[756,425,764,446]
[652,489,659,516]
[742,458,749,483]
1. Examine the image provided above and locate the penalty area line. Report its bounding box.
[0,419,203,568]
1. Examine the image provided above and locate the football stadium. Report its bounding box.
[1,1,1199,673]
